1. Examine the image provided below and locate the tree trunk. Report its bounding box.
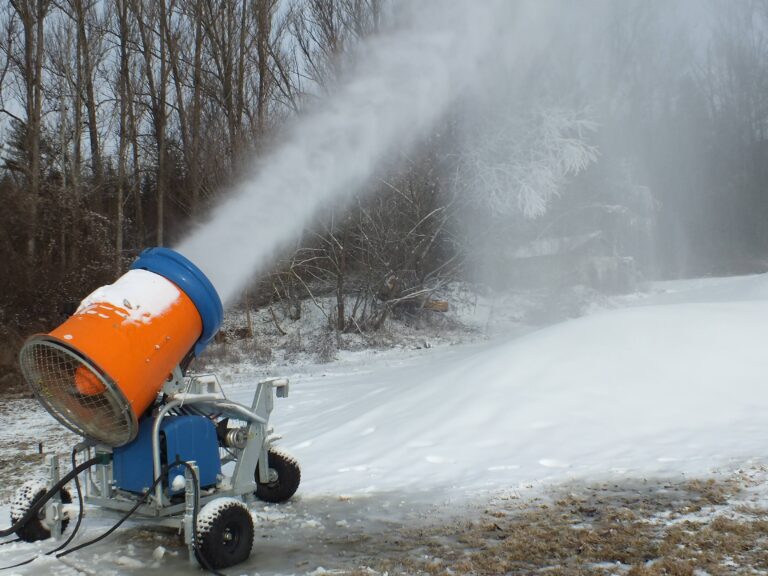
[116,0,130,273]
[157,0,168,246]
[10,0,49,265]
[126,62,143,243]
[29,0,44,264]
[58,85,68,272]
[256,0,272,140]
[336,227,347,331]
[73,0,102,198]
[190,4,203,212]
[132,0,168,246]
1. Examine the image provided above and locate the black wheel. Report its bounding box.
[255,448,301,503]
[195,498,254,570]
[11,481,72,543]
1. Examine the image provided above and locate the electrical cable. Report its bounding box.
[0,455,226,576]
[56,459,225,576]
[172,460,225,576]
[0,551,35,570]
[0,452,97,571]
[0,448,133,570]
[56,470,165,558]
[45,449,87,555]
[0,456,99,539]
[0,539,20,547]
[0,459,164,572]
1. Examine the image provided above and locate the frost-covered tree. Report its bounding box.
[456,105,598,219]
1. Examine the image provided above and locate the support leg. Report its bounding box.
[46,454,63,540]
[183,461,199,565]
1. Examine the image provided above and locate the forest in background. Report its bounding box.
[1,0,767,385]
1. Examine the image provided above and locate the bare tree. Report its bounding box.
[68,0,103,193]
[130,0,170,245]
[8,0,51,264]
[113,0,131,272]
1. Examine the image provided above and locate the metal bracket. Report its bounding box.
[183,461,199,566]
[229,377,289,494]
[46,454,63,540]
[161,365,186,396]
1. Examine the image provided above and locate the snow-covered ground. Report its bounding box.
[2,273,768,574]
[256,272,768,497]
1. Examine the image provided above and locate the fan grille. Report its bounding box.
[19,338,136,446]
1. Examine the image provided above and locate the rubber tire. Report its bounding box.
[11,481,72,543]
[195,499,254,570]
[255,449,301,503]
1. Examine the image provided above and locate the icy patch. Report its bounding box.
[302,519,324,529]
[116,556,145,568]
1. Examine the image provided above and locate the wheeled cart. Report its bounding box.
[10,373,300,571]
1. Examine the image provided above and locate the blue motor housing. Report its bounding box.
[113,415,221,494]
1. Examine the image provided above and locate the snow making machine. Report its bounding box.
[5,247,300,571]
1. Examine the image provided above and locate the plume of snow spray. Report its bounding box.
[177,0,542,306]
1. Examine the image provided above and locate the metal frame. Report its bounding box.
[47,373,290,564]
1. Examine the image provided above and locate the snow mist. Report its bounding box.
[176,1,541,306]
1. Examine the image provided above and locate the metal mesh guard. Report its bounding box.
[19,337,136,446]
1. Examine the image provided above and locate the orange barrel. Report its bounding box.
[19,248,223,446]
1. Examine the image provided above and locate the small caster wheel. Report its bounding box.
[195,498,254,570]
[255,448,301,503]
[11,480,72,542]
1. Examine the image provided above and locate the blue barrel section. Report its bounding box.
[131,247,224,355]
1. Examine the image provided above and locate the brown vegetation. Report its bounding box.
[343,476,768,576]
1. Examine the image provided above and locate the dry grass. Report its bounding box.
[342,476,768,576]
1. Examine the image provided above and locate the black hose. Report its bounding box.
[46,449,87,555]
[0,456,225,576]
[0,456,100,539]
[0,452,97,571]
[0,540,19,547]
[172,461,225,576]
[0,552,35,570]
[56,468,165,558]
[57,459,225,576]
[0,457,162,572]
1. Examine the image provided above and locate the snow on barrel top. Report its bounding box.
[77,269,181,325]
